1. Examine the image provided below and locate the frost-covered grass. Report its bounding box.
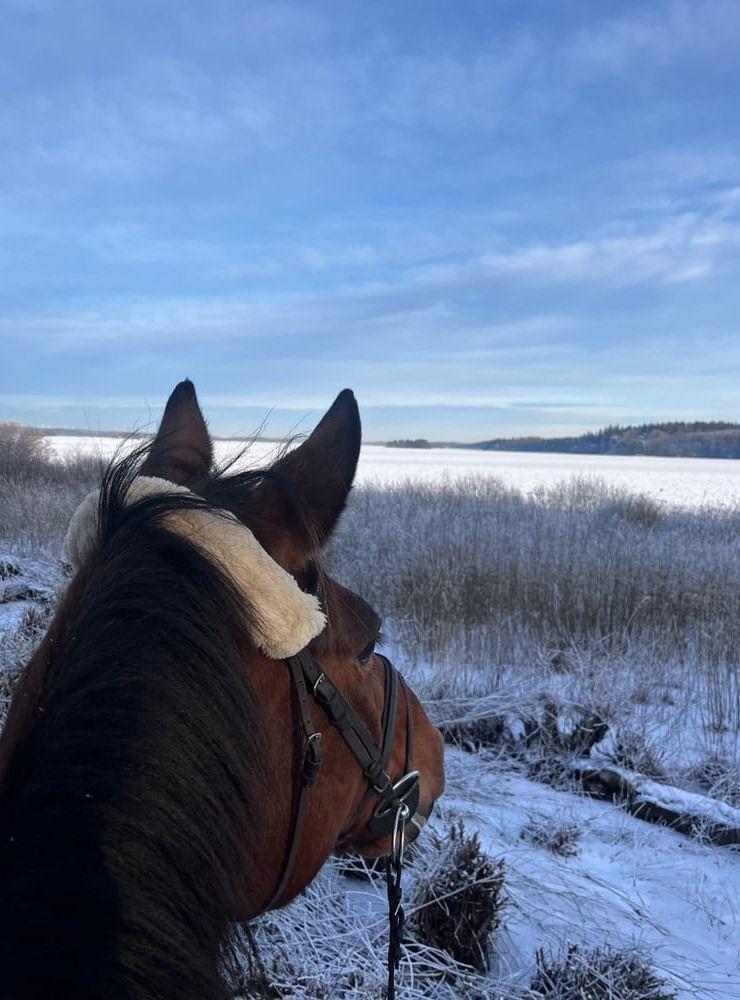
[328,476,740,773]
[1,460,739,997]
[0,449,102,559]
[530,943,677,1000]
[330,477,739,671]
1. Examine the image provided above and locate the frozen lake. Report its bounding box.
[46,436,740,511]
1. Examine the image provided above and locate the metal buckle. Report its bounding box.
[312,672,325,696]
[372,769,392,795]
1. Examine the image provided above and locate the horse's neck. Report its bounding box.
[0,530,264,999]
[0,741,228,1000]
[0,643,233,1000]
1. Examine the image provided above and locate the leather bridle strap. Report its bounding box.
[291,648,396,796]
[265,647,420,914]
[350,655,400,826]
[263,656,323,911]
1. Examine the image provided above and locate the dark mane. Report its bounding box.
[0,448,269,1000]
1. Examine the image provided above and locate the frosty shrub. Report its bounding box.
[685,754,740,809]
[0,423,50,478]
[411,820,505,972]
[0,604,55,686]
[607,727,668,780]
[0,556,21,580]
[520,819,581,857]
[0,446,103,557]
[530,944,676,1000]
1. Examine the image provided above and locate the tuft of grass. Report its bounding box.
[16,603,54,642]
[607,728,668,781]
[241,854,481,999]
[0,599,55,683]
[530,944,676,1000]
[410,820,505,972]
[0,556,21,580]
[684,754,740,809]
[520,819,582,857]
[599,493,663,529]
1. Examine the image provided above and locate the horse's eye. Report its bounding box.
[357,639,376,666]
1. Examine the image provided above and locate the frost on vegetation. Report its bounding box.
[439,697,611,792]
[229,817,508,997]
[233,853,484,999]
[0,434,102,559]
[604,727,669,782]
[0,459,738,995]
[520,818,581,858]
[529,944,677,1000]
[0,557,21,580]
[409,819,506,973]
[329,475,740,774]
[684,754,740,810]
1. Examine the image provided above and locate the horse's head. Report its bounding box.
[138,381,445,914]
[0,381,444,996]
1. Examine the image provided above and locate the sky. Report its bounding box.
[1,0,739,442]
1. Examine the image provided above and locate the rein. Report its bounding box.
[266,648,420,999]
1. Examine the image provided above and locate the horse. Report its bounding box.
[0,382,445,1000]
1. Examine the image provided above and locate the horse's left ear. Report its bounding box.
[247,389,361,570]
[141,380,213,486]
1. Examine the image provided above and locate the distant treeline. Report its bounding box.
[475,422,740,459]
[386,438,433,449]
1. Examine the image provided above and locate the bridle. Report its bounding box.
[265,647,422,999]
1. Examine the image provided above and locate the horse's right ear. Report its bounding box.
[141,380,213,486]
[247,390,361,571]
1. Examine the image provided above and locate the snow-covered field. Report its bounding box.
[241,746,740,998]
[2,446,739,997]
[443,751,740,998]
[46,436,740,511]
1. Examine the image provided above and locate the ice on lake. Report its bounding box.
[46,436,740,511]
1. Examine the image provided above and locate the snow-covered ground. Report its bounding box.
[246,748,740,998]
[3,453,739,997]
[2,550,739,998]
[443,750,740,998]
[46,436,740,511]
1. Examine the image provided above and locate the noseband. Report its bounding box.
[265,648,421,998]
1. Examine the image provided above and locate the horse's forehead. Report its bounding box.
[64,477,326,660]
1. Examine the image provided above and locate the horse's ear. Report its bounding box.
[250,389,361,570]
[140,380,213,486]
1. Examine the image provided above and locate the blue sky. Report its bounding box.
[1,0,739,441]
